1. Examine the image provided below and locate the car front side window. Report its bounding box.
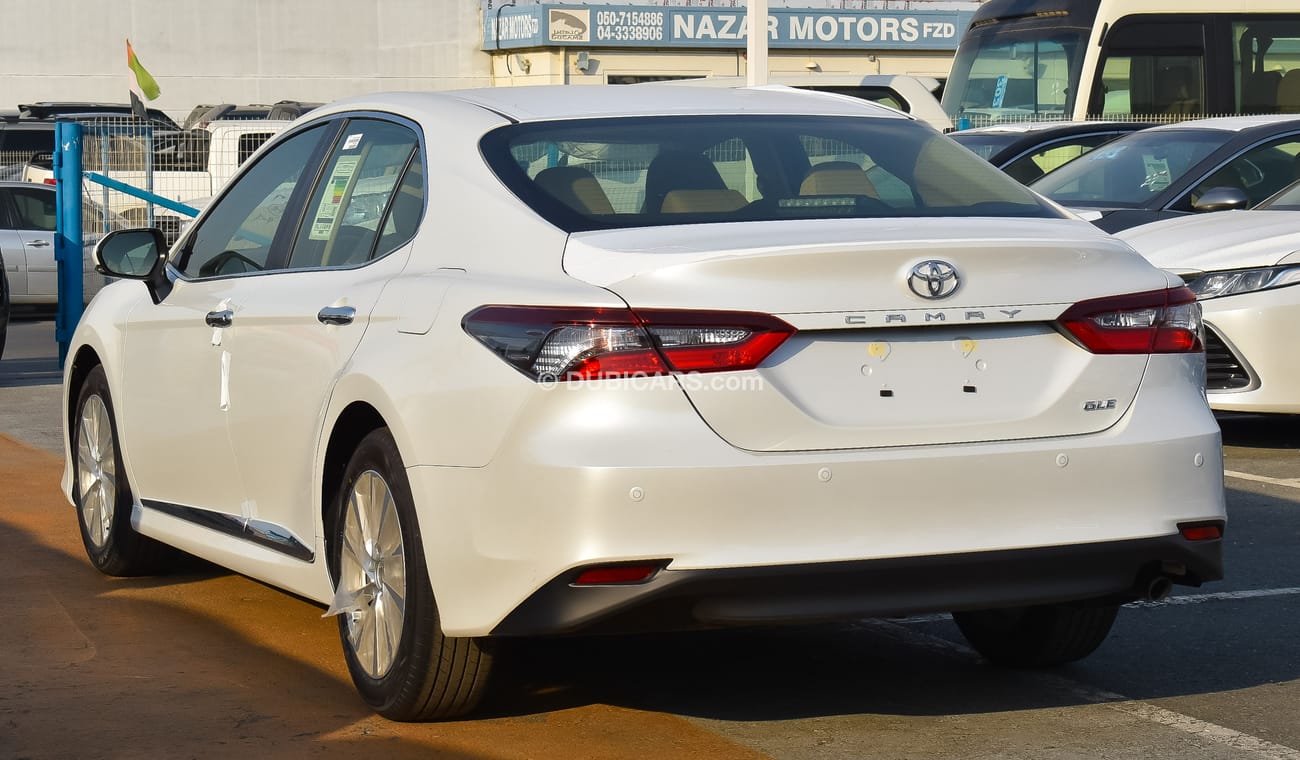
[1178,134,1300,210]
[176,124,330,279]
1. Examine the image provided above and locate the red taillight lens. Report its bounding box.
[463,306,794,382]
[1058,287,1203,354]
[572,563,665,585]
[44,178,57,186]
[1178,521,1223,541]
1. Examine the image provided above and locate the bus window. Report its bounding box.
[1090,21,1206,118]
[1096,55,1204,117]
[1235,21,1300,113]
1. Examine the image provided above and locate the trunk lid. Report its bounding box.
[563,217,1170,452]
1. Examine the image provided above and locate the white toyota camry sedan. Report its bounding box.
[1119,181,1300,413]
[64,86,1225,721]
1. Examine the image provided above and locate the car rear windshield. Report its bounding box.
[481,115,1059,232]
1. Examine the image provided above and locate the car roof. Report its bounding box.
[311,86,908,125]
[0,119,53,130]
[0,181,52,190]
[954,120,1148,136]
[17,102,179,129]
[660,73,940,91]
[1146,114,1300,133]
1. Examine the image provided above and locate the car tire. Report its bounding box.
[952,601,1120,667]
[73,365,169,576]
[330,428,494,721]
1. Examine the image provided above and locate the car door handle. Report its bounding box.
[26,239,51,248]
[205,309,234,328]
[317,306,356,325]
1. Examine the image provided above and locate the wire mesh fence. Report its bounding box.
[0,115,290,303]
[67,116,292,246]
[951,112,1257,131]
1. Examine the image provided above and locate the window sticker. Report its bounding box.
[310,155,361,240]
[1141,154,1171,192]
[342,133,364,151]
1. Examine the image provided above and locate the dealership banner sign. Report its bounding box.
[483,4,973,50]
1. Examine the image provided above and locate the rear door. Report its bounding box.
[0,190,27,297]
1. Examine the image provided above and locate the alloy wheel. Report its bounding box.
[76,395,116,550]
[339,469,408,679]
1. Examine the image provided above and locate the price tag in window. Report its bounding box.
[310,155,360,240]
[1141,155,1171,192]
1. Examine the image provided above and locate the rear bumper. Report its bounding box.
[491,534,1224,636]
[407,354,1224,637]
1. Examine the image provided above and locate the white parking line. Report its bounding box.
[887,587,1300,625]
[1127,587,1300,609]
[861,620,1300,760]
[1225,470,1300,490]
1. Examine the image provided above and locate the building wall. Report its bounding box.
[0,0,972,121]
[0,0,490,121]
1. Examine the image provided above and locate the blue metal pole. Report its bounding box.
[54,121,84,369]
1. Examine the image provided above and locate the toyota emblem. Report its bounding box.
[907,260,960,300]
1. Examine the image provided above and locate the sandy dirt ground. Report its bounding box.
[0,434,768,759]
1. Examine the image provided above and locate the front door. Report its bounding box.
[117,277,246,515]
[121,123,336,520]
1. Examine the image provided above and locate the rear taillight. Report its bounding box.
[1058,287,1203,354]
[463,306,794,381]
[44,178,57,186]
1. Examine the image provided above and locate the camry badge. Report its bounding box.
[908,260,960,300]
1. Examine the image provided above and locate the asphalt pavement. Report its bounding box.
[2,315,1298,759]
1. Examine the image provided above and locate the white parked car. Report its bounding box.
[65,86,1225,721]
[0,181,117,305]
[1119,180,1300,413]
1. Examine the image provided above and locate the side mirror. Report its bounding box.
[94,228,172,304]
[1192,186,1249,213]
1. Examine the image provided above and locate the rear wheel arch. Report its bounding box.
[322,401,389,540]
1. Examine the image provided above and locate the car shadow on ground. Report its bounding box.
[1217,412,1300,448]
[486,581,1300,722]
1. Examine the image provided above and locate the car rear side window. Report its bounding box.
[286,119,419,270]
[7,185,57,231]
[481,115,1056,232]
